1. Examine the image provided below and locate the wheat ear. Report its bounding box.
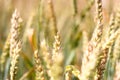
[10,9,22,80]
[34,50,45,80]
[80,0,103,79]
[96,28,120,80]
[40,40,52,78]
[50,33,64,80]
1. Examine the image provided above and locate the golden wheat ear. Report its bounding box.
[96,29,120,80]
[80,0,103,79]
[34,50,45,80]
[9,9,23,80]
[49,33,64,80]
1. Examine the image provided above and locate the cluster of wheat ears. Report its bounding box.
[0,0,120,80]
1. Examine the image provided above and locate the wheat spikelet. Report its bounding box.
[10,9,22,80]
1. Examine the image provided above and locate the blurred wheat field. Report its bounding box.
[0,0,120,80]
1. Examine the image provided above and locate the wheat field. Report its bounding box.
[0,0,120,80]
